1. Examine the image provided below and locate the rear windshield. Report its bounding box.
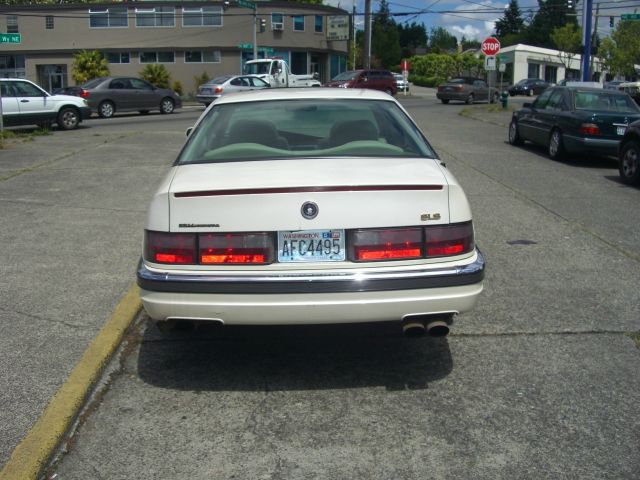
[332,71,359,81]
[574,91,640,112]
[177,98,437,164]
[448,78,470,84]
[210,76,232,84]
[82,78,105,88]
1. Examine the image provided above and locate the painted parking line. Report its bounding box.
[0,286,141,480]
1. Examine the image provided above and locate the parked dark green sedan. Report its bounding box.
[508,86,640,160]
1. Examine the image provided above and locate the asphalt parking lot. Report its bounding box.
[0,91,638,480]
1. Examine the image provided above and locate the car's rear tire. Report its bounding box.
[491,92,500,104]
[57,107,80,130]
[441,99,449,104]
[527,89,534,96]
[465,94,474,104]
[98,101,115,118]
[508,119,524,146]
[160,97,175,114]
[548,128,565,160]
[619,139,640,185]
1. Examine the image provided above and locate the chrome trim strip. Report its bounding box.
[137,249,485,294]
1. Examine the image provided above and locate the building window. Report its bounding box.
[185,51,221,63]
[45,15,54,30]
[182,6,222,27]
[314,15,323,33]
[527,63,540,79]
[271,13,284,31]
[140,51,175,63]
[136,7,175,27]
[105,52,130,64]
[7,16,19,34]
[293,15,305,32]
[89,7,128,28]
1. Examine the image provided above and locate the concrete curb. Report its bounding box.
[0,286,141,480]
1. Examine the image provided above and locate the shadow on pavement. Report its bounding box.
[136,320,453,392]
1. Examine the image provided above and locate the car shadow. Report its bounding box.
[604,175,639,189]
[136,320,453,392]
[505,141,619,168]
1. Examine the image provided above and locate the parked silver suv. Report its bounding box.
[0,78,91,130]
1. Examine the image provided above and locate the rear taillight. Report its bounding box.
[199,232,274,264]
[214,86,223,94]
[580,123,600,135]
[144,231,274,265]
[348,222,474,262]
[349,228,423,261]
[80,89,89,99]
[144,231,196,264]
[425,222,474,257]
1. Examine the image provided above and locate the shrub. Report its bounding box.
[171,80,183,96]
[72,50,109,84]
[140,64,170,88]
[193,71,211,91]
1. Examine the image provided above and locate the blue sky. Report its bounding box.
[322,0,640,41]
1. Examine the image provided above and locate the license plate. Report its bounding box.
[617,126,626,135]
[278,229,345,262]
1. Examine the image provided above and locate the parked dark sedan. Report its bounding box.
[619,119,640,185]
[325,70,397,96]
[508,86,640,160]
[436,77,499,104]
[78,76,182,118]
[508,78,551,97]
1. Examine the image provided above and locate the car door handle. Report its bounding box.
[20,99,29,103]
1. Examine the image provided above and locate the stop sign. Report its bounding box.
[481,37,501,56]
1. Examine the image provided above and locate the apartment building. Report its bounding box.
[0,1,349,93]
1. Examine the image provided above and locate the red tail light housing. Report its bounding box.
[214,86,223,94]
[349,228,423,261]
[580,123,600,135]
[348,222,474,262]
[144,231,274,265]
[144,231,196,265]
[79,89,89,99]
[199,232,273,264]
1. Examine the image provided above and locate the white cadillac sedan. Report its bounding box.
[137,88,484,337]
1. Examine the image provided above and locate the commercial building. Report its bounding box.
[0,1,349,93]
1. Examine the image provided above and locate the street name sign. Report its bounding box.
[481,37,501,56]
[237,0,256,10]
[0,33,21,44]
[621,13,640,20]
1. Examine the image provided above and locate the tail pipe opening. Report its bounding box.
[401,314,452,338]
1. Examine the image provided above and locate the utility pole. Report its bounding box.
[589,2,599,79]
[352,1,356,68]
[363,0,371,69]
[581,0,593,81]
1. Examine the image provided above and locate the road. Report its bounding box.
[1,96,639,480]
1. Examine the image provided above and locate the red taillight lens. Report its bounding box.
[214,86,223,94]
[199,232,274,264]
[349,228,423,261]
[80,89,89,98]
[580,123,600,135]
[144,231,196,264]
[425,222,474,257]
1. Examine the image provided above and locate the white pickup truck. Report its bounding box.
[242,59,321,88]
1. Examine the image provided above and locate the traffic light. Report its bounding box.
[259,18,266,32]
[609,16,614,28]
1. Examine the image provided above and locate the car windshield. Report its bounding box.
[574,91,640,112]
[82,78,105,88]
[332,71,359,81]
[177,98,436,164]
[515,79,530,86]
[243,62,270,75]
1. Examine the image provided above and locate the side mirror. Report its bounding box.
[186,127,193,137]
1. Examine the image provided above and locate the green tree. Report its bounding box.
[397,22,428,58]
[371,0,401,68]
[495,0,525,38]
[525,0,579,48]
[140,64,170,88]
[598,20,640,77]
[550,23,582,72]
[460,36,481,51]
[429,27,458,52]
[71,50,109,84]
